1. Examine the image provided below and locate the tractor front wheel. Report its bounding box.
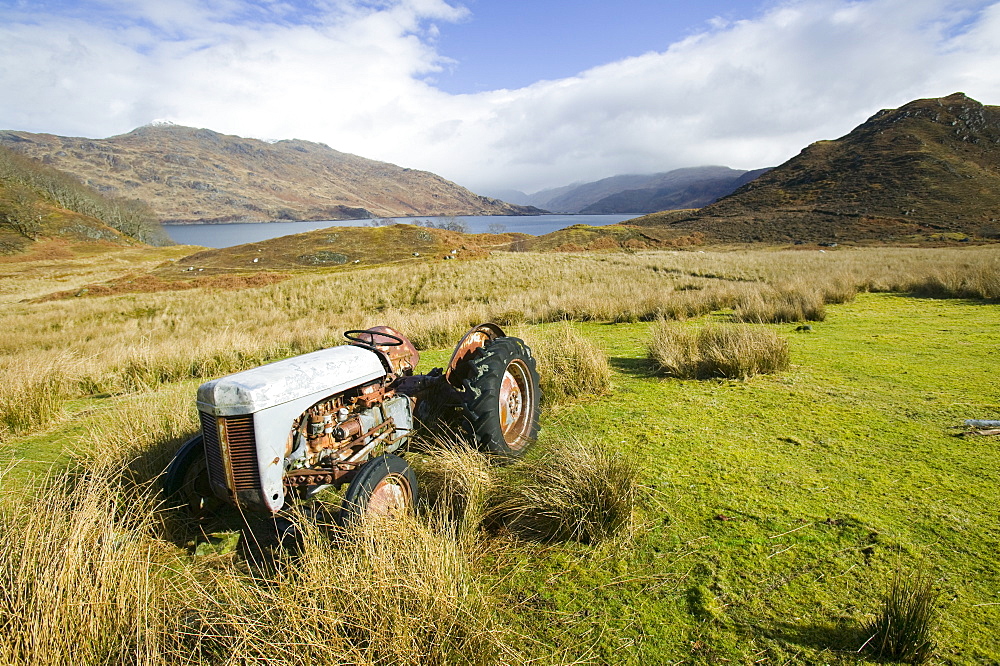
[339,454,418,525]
[163,434,222,518]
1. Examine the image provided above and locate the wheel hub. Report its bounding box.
[498,359,532,446]
[366,475,410,517]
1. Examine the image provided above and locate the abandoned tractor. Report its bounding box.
[164,324,540,522]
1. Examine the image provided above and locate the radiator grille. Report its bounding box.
[224,414,260,493]
[199,412,261,496]
[200,411,226,490]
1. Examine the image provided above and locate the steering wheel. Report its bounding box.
[344,329,404,347]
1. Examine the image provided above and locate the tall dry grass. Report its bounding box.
[172,514,520,666]
[648,321,790,379]
[486,438,639,545]
[0,472,521,665]
[2,245,998,442]
[0,462,173,666]
[732,282,827,323]
[0,359,69,438]
[0,392,525,666]
[516,321,612,406]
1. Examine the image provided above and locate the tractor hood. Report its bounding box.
[197,345,385,416]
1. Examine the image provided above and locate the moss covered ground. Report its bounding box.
[487,293,1000,662]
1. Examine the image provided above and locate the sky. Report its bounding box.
[1,0,999,195]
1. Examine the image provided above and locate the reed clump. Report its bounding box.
[412,440,495,537]
[648,321,790,379]
[861,567,938,664]
[732,284,827,323]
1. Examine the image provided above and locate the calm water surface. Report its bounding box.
[163,214,635,248]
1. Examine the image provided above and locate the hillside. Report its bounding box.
[632,93,1000,243]
[0,145,160,253]
[524,166,768,213]
[0,125,540,224]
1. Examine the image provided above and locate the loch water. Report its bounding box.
[162,214,636,248]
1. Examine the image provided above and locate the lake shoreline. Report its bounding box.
[162,214,637,248]
[159,212,641,226]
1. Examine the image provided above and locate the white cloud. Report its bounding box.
[0,0,998,193]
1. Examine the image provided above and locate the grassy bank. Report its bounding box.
[1,245,998,663]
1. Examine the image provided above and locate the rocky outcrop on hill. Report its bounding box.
[632,93,1000,242]
[0,125,540,223]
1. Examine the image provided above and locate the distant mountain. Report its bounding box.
[0,126,541,223]
[526,166,769,213]
[481,188,533,206]
[633,93,1000,242]
[580,168,771,214]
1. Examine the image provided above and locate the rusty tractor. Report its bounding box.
[163,324,540,523]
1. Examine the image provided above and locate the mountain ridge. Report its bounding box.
[0,125,541,223]
[580,167,771,214]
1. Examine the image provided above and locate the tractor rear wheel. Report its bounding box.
[339,454,418,525]
[462,336,540,458]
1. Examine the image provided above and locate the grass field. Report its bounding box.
[1,243,998,664]
[506,294,1000,662]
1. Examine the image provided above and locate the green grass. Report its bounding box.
[492,293,1000,663]
[3,292,999,663]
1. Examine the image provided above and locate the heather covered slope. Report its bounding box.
[632,93,1000,243]
[0,125,541,223]
[0,145,164,253]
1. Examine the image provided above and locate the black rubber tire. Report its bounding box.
[461,336,541,458]
[163,434,222,517]
[339,454,418,525]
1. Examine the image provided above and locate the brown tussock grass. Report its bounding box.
[486,438,639,545]
[732,283,827,323]
[516,321,612,406]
